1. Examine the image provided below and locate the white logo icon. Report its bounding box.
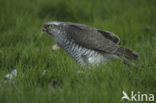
[121,91,131,101]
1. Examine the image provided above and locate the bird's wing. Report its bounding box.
[63,23,120,54]
[96,29,120,44]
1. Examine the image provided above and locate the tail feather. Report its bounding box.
[116,46,138,60]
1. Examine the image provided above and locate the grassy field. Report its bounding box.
[0,0,156,103]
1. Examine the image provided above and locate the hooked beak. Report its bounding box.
[42,24,49,32]
[42,28,47,32]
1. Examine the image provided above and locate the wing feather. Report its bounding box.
[63,23,120,54]
[97,29,120,44]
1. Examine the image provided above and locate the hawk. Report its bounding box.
[42,21,138,66]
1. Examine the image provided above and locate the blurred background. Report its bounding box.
[0,0,156,103]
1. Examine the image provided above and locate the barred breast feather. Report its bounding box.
[54,33,108,66]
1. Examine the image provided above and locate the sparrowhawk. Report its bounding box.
[42,21,138,66]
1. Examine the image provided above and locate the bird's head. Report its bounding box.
[42,21,63,37]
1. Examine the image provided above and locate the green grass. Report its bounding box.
[0,0,156,103]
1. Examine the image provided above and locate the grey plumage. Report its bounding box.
[42,21,138,66]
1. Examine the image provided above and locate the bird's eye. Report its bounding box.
[49,25,54,28]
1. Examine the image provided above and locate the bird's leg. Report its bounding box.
[123,59,130,71]
[124,63,129,71]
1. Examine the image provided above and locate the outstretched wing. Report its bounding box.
[63,22,120,54]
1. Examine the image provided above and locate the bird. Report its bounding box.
[42,21,138,66]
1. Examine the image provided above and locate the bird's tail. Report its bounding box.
[115,46,139,60]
